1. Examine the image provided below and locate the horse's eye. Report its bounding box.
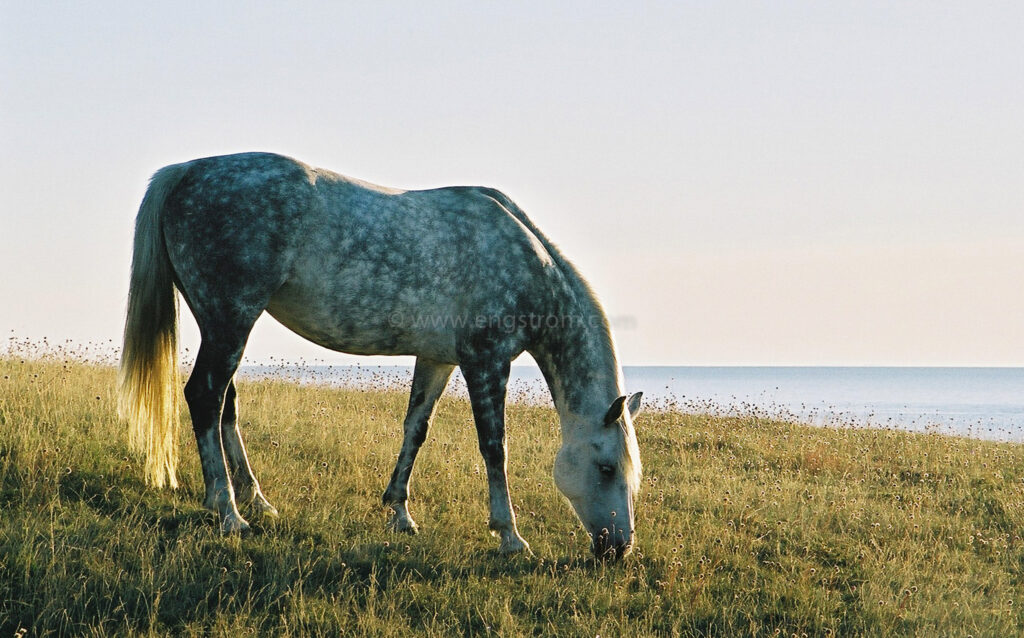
[598,464,615,477]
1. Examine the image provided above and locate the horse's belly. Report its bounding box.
[265,290,459,363]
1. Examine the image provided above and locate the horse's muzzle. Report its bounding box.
[591,527,633,561]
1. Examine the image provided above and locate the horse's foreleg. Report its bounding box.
[221,381,278,518]
[463,359,531,555]
[383,359,454,533]
[185,340,249,534]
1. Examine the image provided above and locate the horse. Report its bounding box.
[118,152,643,558]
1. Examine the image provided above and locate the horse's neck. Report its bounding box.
[532,320,623,434]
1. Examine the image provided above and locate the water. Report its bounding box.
[239,365,1024,442]
[622,367,1024,442]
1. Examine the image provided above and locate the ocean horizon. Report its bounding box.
[239,364,1024,443]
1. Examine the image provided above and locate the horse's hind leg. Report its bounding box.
[221,381,278,518]
[383,358,455,533]
[185,329,255,534]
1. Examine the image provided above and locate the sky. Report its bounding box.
[2,2,1023,366]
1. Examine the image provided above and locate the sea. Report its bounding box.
[238,365,1024,443]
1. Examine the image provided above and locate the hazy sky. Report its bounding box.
[2,2,1023,366]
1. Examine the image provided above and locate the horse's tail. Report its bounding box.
[118,162,191,489]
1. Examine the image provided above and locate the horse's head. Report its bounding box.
[554,391,643,560]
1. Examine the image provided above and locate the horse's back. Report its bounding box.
[159,152,561,362]
[270,178,560,361]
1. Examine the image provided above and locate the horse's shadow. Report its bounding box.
[58,466,614,588]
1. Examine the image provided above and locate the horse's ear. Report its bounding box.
[604,395,628,426]
[627,392,643,419]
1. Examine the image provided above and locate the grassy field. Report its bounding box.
[1,350,1023,637]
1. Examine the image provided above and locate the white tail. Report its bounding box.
[118,163,190,488]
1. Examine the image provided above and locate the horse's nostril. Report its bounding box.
[591,529,633,561]
[592,540,629,561]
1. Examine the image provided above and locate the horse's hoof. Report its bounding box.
[259,505,280,519]
[498,534,532,556]
[253,498,279,518]
[387,513,419,535]
[221,513,251,535]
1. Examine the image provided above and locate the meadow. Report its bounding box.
[1,346,1023,636]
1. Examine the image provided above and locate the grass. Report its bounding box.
[1,348,1023,636]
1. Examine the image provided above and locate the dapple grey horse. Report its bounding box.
[118,152,642,558]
